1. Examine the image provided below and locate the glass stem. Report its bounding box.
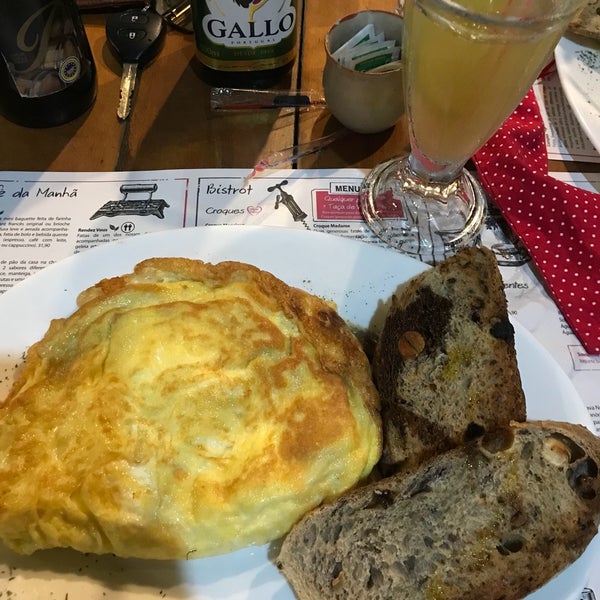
[407,148,465,186]
[401,151,467,201]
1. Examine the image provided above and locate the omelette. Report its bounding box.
[0,258,381,560]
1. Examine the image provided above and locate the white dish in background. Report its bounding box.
[0,226,596,600]
[555,34,600,154]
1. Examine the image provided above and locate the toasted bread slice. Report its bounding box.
[569,0,600,40]
[278,421,600,600]
[373,247,526,474]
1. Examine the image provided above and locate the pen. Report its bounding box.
[210,87,327,111]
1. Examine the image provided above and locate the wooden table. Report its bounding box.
[0,0,596,175]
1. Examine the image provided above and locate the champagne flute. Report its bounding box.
[359,0,587,264]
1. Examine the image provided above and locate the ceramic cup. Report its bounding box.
[323,10,404,134]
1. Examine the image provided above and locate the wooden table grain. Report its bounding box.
[0,0,596,175]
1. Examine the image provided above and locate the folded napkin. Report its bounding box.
[472,88,600,355]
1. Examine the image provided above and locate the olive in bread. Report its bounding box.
[277,420,600,600]
[373,246,526,474]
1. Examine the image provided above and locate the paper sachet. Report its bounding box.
[332,24,401,72]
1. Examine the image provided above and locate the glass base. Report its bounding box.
[359,155,487,264]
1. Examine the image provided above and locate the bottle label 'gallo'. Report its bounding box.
[192,0,297,72]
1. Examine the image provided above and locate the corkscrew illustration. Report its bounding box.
[267,180,309,229]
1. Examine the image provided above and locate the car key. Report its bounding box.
[106,7,166,120]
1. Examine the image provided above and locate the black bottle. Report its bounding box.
[0,0,97,128]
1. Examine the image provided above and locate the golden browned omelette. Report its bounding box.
[0,258,381,560]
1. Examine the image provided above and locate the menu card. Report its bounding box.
[534,67,600,163]
[1,167,600,599]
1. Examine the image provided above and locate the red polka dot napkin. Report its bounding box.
[472,88,600,355]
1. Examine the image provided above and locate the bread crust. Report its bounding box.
[278,421,600,600]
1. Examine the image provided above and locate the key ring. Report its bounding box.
[155,0,193,33]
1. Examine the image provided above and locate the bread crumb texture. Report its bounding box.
[278,421,600,600]
[374,247,526,472]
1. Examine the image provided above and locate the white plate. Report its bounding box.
[0,226,596,600]
[555,34,600,154]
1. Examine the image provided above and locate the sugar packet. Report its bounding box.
[332,24,400,72]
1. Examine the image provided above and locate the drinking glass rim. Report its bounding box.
[414,0,582,28]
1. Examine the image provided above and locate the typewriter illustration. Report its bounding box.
[90,183,170,220]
